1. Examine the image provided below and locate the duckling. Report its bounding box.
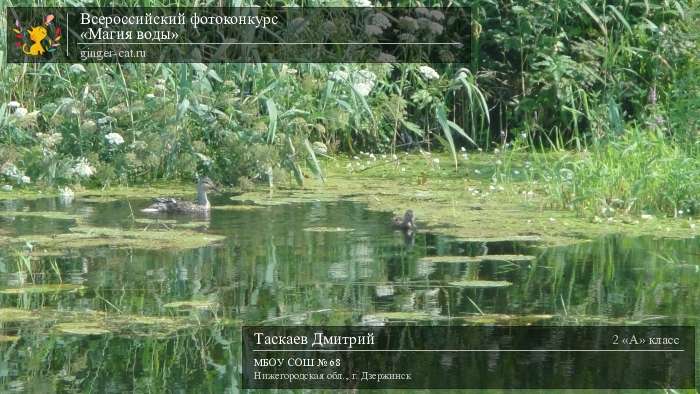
[392,210,416,231]
[142,176,217,214]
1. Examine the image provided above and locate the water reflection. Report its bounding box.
[0,196,698,391]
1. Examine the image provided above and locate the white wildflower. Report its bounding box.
[13,107,29,118]
[376,52,396,63]
[312,141,328,155]
[81,120,97,133]
[398,33,417,42]
[329,70,349,82]
[428,21,444,35]
[20,176,30,184]
[430,10,445,21]
[7,101,21,109]
[105,132,124,146]
[372,13,391,29]
[398,17,419,31]
[97,116,115,125]
[352,70,376,97]
[73,158,95,178]
[59,186,74,197]
[145,93,156,99]
[460,147,466,152]
[418,65,439,81]
[2,164,20,178]
[365,24,383,36]
[415,8,430,17]
[69,64,87,74]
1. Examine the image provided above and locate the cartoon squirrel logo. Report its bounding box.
[24,26,49,56]
[13,14,61,58]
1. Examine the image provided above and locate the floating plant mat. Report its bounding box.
[0,308,39,322]
[163,300,219,310]
[303,227,355,232]
[4,226,225,251]
[0,211,82,221]
[363,312,555,325]
[230,191,337,206]
[55,322,111,336]
[212,205,262,211]
[77,196,120,203]
[133,218,178,225]
[455,235,543,243]
[363,311,438,322]
[0,284,86,295]
[456,314,554,325]
[418,255,535,264]
[449,280,513,288]
[0,308,234,338]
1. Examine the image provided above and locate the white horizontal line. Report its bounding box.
[252,349,684,352]
[76,42,460,45]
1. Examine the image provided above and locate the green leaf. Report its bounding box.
[176,97,190,121]
[303,138,325,182]
[607,5,632,34]
[436,105,458,169]
[580,1,608,35]
[265,98,278,143]
[401,120,425,137]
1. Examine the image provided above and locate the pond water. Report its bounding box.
[0,195,698,392]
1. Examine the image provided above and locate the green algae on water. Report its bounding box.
[9,226,226,251]
[212,205,262,211]
[0,308,38,322]
[163,300,219,310]
[0,211,82,221]
[363,311,437,322]
[419,255,535,264]
[55,322,112,336]
[0,284,86,295]
[449,280,513,288]
[303,227,355,233]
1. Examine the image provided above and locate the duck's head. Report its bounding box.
[198,176,218,191]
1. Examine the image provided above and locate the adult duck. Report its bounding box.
[141,176,217,214]
[392,210,416,231]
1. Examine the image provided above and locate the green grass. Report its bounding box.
[535,127,699,218]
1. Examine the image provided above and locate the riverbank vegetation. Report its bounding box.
[1,1,698,220]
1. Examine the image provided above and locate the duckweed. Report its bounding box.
[0,284,86,295]
[448,280,513,288]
